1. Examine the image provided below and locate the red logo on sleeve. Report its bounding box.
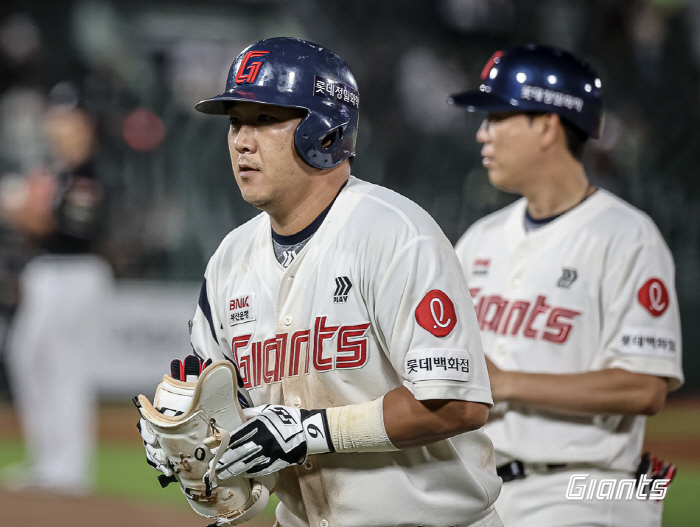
[415,290,457,337]
[638,278,669,317]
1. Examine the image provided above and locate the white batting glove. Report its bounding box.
[212,404,334,479]
[137,417,175,478]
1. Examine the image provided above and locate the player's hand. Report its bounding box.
[136,355,211,481]
[137,417,174,478]
[634,451,676,496]
[170,354,212,382]
[212,404,334,478]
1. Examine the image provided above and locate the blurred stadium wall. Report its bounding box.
[0,0,698,395]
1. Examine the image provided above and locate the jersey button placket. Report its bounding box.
[284,314,293,326]
[320,520,329,527]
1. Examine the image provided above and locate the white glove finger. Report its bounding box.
[138,418,158,445]
[216,441,261,471]
[146,444,168,466]
[157,462,174,477]
[144,444,174,477]
[228,427,258,448]
[217,455,269,480]
[244,458,289,478]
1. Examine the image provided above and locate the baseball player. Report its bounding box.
[3,101,113,495]
[141,37,503,527]
[449,45,684,526]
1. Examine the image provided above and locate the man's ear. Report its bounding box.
[539,113,564,150]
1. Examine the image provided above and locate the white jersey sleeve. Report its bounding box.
[595,223,683,390]
[372,230,493,404]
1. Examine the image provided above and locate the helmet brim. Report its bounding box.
[195,88,315,116]
[194,95,231,115]
[448,90,524,112]
[195,91,276,115]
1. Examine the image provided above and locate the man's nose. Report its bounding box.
[232,124,256,153]
[476,119,490,144]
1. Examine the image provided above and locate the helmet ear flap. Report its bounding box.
[294,111,355,169]
[321,126,343,148]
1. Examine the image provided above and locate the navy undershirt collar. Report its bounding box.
[524,186,597,230]
[271,180,348,245]
[524,208,562,227]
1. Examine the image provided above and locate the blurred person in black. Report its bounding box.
[0,88,113,495]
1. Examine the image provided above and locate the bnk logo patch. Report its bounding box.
[229,293,256,326]
[234,51,270,84]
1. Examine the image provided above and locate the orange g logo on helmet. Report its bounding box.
[415,290,457,337]
[235,50,270,84]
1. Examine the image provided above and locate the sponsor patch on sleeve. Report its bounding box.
[619,327,678,359]
[228,293,256,326]
[405,349,471,382]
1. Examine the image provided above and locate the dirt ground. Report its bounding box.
[1,396,698,527]
[0,490,273,527]
[0,401,272,527]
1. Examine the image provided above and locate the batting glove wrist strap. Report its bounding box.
[214,405,334,480]
[300,409,335,455]
[325,396,398,453]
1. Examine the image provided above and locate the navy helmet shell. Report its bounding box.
[196,37,359,169]
[449,45,603,139]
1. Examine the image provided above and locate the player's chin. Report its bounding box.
[487,172,516,194]
[241,191,273,210]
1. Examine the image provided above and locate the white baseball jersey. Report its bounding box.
[189,176,500,527]
[454,189,684,472]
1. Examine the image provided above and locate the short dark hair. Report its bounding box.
[525,112,589,161]
[560,118,589,161]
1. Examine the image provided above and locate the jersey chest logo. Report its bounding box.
[470,288,580,344]
[228,294,256,326]
[472,258,491,277]
[231,316,371,389]
[557,268,578,289]
[334,276,352,303]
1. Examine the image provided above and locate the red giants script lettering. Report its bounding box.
[232,316,370,389]
[470,288,580,344]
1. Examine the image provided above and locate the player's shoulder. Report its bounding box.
[208,212,268,266]
[456,197,524,250]
[343,176,446,239]
[471,198,524,232]
[589,189,665,243]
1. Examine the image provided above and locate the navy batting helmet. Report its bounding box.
[449,45,603,139]
[195,37,359,169]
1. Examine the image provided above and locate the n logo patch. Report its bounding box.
[334,276,352,303]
